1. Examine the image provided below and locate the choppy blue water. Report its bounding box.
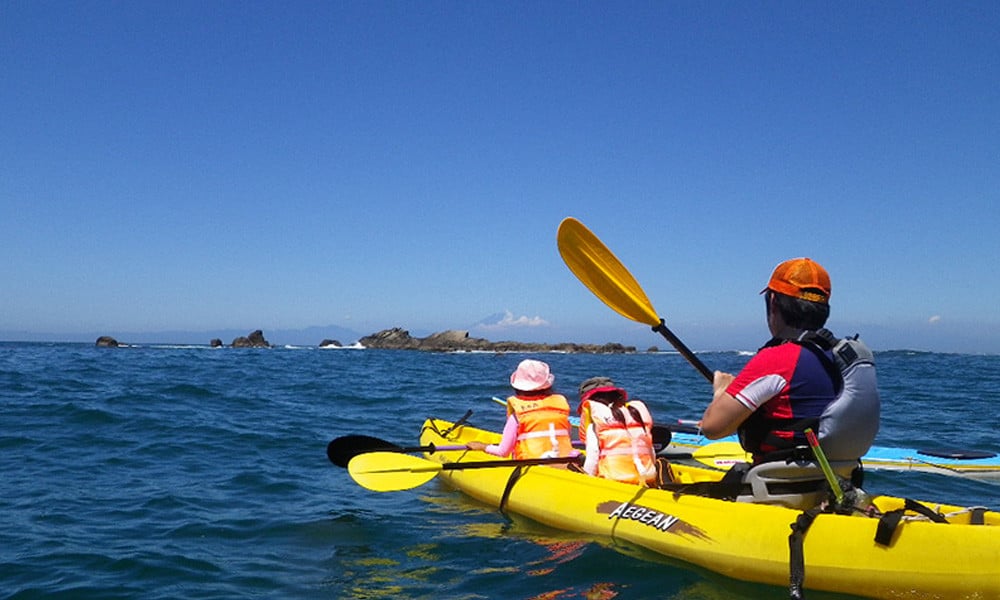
[2,342,998,599]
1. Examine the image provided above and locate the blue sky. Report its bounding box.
[2,2,998,353]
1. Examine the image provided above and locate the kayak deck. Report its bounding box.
[419,417,1000,600]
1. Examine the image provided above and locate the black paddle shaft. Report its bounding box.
[326,434,456,468]
[440,455,583,471]
[653,320,714,382]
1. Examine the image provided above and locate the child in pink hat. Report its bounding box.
[467,359,579,461]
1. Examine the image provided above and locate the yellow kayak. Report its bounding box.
[417,418,1000,600]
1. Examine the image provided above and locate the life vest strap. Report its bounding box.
[516,429,570,440]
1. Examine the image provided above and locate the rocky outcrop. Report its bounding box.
[358,327,635,354]
[210,338,223,348]
[95,336,119,347]
[231,329,271,348]
[359,327,420,349]
[318,339,342,348]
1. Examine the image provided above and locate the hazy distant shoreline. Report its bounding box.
[0,325,365,347]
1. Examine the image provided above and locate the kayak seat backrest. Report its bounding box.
[737,460,857,510]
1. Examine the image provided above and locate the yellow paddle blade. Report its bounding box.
[556,217,660,326]
[691,442,752,469]
[347,452,443,492]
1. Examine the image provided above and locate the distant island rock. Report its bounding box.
[357,327,636,354]
[230,330,271,348]
[95,336,120,347]
[97,327,636,353]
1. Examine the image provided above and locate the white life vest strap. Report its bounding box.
[517,429,570,440]
[518,424,570,457]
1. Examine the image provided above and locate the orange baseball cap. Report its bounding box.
[763,258,831,304]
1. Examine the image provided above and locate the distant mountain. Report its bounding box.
[472,312,509,327]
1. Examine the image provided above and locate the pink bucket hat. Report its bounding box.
[509,359,555,392]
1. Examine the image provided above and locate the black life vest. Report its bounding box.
[739,328,880,463]
[737,331,841,462]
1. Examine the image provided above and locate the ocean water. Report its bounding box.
[2,342,998,599]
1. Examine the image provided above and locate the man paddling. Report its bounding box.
[699,258,880,465]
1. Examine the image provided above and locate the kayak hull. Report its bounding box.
[420,418,1000,600]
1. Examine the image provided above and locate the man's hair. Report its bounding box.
[767,290,830,330]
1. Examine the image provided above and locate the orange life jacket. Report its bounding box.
[588,400,657,485]
[507,393,574,460]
